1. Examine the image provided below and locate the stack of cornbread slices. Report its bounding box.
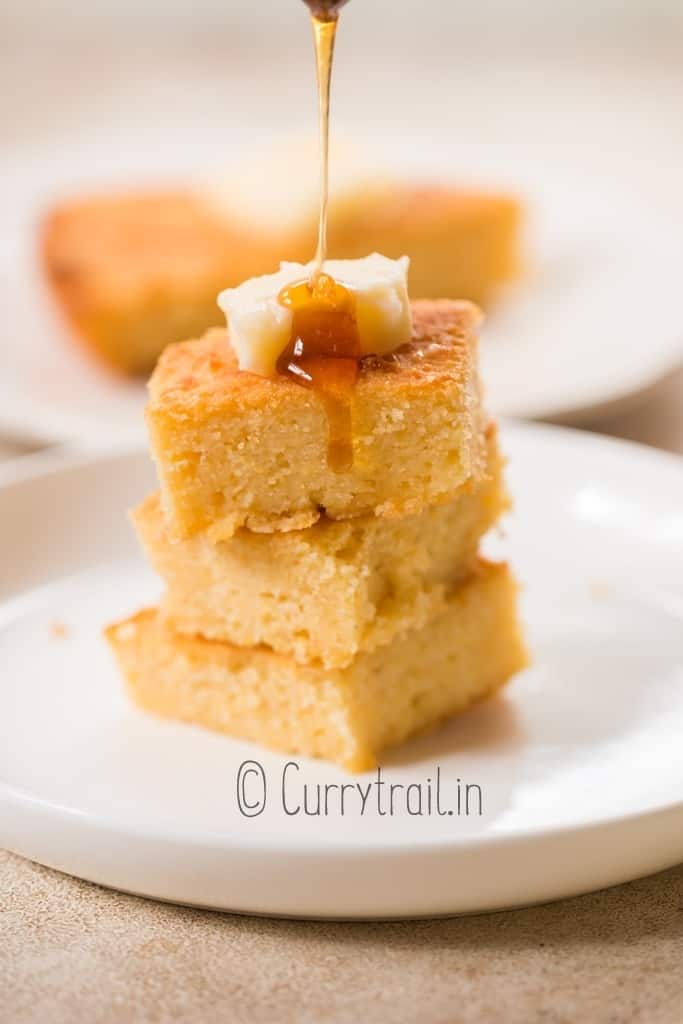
[106,299,527,771]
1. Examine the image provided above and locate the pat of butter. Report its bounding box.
[218,254,412,377]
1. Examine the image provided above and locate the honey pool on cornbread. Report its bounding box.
[276,273,361,472]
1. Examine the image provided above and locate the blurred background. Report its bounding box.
[1,0,682,455]
[4,0,683,175]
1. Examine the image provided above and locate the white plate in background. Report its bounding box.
[0,137,682,446]
[1,422,682,918]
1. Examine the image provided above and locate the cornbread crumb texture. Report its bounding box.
[105,561,527,772]
[134,427,506,668]
[146,300,486,540]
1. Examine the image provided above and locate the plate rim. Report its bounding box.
[1,777,682,858]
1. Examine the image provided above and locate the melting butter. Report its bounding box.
[218,253,411,376]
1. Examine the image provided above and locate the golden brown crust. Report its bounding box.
[43,191,244,302]
[331,185,520,232]
[41,191,272,375]
[148,299,482,411]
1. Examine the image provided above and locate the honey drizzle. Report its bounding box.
[276,0,357,473]
[310,11,337,283]
[277,273,361,472]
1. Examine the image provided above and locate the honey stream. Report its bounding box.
[277,0,357,472]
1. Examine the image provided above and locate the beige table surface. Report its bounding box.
[2,370,682,1023]
[1,850,681,1024]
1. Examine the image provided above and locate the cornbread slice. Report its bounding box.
[147,300,486,540]
[134,427,506,667]
[328,186,520,305]
[42,186,520,377]
[105,560,527,772]
[41,193,273,376]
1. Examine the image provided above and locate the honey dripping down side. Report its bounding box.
[277,274,361,473]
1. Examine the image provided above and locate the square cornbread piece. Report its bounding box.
[328,186,520,305]
[147,299,486,539]
[42,187,520,377]
[41,192,277,376]
[106,560,527,772]
[134,427,506,668]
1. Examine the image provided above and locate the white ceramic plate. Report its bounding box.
[1,421,682,918]
[1,138,682,447]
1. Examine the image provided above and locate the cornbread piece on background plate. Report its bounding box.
[328,186,520,304]
[106,560,527,773]
[134,426,506,668]
[42,186,521,377]
[146,300,487,540]
[41,193,255,375]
